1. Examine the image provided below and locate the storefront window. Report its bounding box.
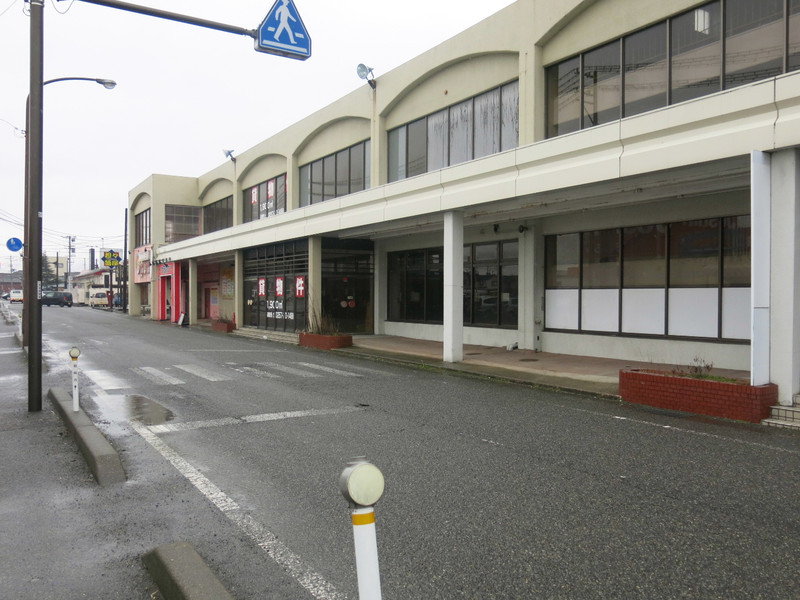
[622,224,666,287]
[624,22,667,117]
[669,219,720,287]
[583,41,621,127]
[545,234,580,288]
[582,229,620,288]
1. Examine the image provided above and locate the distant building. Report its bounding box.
[0,271,23,294]
[128,0,800,406]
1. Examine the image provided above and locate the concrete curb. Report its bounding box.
[143,541,235,600]
[48,387,126,486]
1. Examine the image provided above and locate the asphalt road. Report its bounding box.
[13,304,800,598]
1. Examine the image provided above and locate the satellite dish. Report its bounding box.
[356,64,373,80]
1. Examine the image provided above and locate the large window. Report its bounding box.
[387,240,518,328]
[203,196,233,234]
[299,140,371,207]
[547,1,800,137]
[134,208,151,247]
[243,174,287,224]
[164,205,200,244]
[544,215,751,340]
[388,80,519,183]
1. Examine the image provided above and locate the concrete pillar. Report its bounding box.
[373,239,387,335]
[188,258,197,325]
[518,224,536,350]
[750,150,770,386]
[234,251,244,329]
[308,236,322,331]
[768,149,800,405]
[443,211,463,363]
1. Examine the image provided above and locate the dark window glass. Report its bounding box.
[388,127,406,182]
[449,99,473,165]
[276,174,286,214]
[323,155,336,201]
[624,22,667,116]
[135,209,151,247]
[336,149,350,197]
[582,229,620,288]
[546,57,580,137]
[671,2,722,103]
[622,224,666,287]
[364,140,371,189]
[545,233,580,288]
[426,259,444,322]
[407,118,428,177]
[500,264,518,327]
[474,88,501,159]
[790,0,800,71]
[427,109,448,171]
[669,219,720,286]
[502,240,519,261]
[500,80,520,151]
[203,196,232,234]
[310,160,323,204]
[350,143,365,192]
[725,0,783,89]
[405,250,425,321]
[388,253,405,321]
[258,182,268,219]
[472,264,498,325]
[583,40,621,127]
[299,164,311,208]
[165,205,200,244]
[475,243,498,262]
[723,215,751,286]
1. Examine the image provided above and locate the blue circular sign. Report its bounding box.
[6,237,23,252]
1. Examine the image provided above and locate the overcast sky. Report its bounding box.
[0,0,515,274]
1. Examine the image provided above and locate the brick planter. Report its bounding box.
[211,321,235,333]
[299,332,353,350]
[619,369,778,423]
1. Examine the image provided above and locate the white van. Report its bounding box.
[9,290,23,303]
[89,291,109,307]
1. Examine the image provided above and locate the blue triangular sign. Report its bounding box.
[256,0,311,60]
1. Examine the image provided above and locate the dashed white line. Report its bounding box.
[174,364,232,381]
[131,366,185,385]
[257,362,322,378]
[297,363,363,377]
[129,420,347,600]
[150,406,364,433]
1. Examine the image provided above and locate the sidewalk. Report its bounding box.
[338,335,750,397]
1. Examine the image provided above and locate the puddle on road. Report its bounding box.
[94,394,174,427]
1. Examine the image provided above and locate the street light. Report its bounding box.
[24,76,117,411]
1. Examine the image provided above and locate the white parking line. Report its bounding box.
[257,362,322,378]
[296,363,363,377]
[83,369,129,391]
[149,406,364,433]
[129,420,346,600]
[131,367,185,385]
[174,364,232,381]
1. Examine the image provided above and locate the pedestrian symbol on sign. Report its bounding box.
[256,0,311,60]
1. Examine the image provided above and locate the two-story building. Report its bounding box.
[129,0,800,405]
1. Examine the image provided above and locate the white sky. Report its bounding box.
[0,0,515,274]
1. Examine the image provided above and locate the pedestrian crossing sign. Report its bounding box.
[256,0,311,60]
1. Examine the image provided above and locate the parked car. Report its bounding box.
[41,291,73,307]
[1,292,9,300]
[9,290,23,303]
[89,291,109,307]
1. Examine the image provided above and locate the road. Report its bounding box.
[23,305,800,598]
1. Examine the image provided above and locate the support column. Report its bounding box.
[373,239,387,335]
[188,258,197,325]
[443,212,463,363]
[518,224,536,350]
[308,236,322,330]
[767,149,800,405]
[751,151,771,386]
[234,251,244,329]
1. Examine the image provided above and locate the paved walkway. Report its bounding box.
[338,335,750,397]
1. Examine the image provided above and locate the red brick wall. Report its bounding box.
[619,369,778,423]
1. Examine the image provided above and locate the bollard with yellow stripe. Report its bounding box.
[339,458,385,600]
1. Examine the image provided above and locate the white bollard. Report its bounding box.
[340,459,385,600]
[68,346,81,412]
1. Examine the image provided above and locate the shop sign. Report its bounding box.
[295,276,305,298]
[258,277,266,297]
[276,276,284,297]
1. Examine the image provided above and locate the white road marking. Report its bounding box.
[235,366,281,378]
[129,420,346,600]
[174,364,232,381]
[257,362,321,377]
[83,369,129,390]
[296,363,363,377]
[149,406,364,433]
[131,367,185,385]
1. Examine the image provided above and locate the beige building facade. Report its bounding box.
[129,0,800,404]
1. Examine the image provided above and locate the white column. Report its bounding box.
[518,225,536,350]
[234,251,244,329]
[751,150,771,386]
[443,212,463,363]
[373,240,387,335]
[767,149,800,404]
[188,258,198,325]
[308,236,322,330]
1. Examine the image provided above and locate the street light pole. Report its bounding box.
[24,7,116,411]
[27,0,44,412]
